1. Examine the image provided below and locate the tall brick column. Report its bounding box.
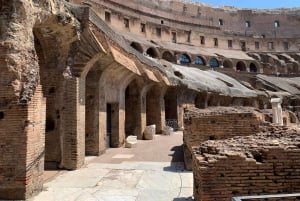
[60,77,85,169]
[85,72,103,155]
[146,86,166,133]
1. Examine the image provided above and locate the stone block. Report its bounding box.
[143,125,156,140]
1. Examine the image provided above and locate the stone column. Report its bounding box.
[271,98,283,126]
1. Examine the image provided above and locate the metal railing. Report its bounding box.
[165,119,178,130]
[232,193,300,201]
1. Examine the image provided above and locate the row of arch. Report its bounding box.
[131,42,259,72]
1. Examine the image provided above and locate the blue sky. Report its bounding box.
[192,0,300,9]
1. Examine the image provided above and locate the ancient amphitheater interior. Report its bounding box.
[0,0,300,200]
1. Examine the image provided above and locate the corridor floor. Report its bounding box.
[30,132,193,201]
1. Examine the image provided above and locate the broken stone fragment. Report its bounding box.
[163,126,173,135]
[125,135,137,148]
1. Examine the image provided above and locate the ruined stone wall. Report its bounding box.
[192,128,300,201]
[183,107,262,170]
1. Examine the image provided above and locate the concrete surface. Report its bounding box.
[30,132,193,201]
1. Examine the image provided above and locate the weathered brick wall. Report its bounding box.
[183,107,262,170]
[0,86,45,200]
[192,128,300,201]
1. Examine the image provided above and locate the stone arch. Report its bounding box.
[162,51,175,62]
[130,42,143,53]
[236,61,247,71]
[209,58,219,68]
[179,53,191,65]
[223,59,233,69]
[194,56,206,66]
[146,47,159,58]
[249,62,258,72]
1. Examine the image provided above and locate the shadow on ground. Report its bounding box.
[163,144,185,172]
[173,196,193,201]
[169,145,184,162]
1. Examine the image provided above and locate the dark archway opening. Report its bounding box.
[195,92,207,109]
[162,51,175,62]
[130,42,143,53]
[195,56,206,66]
[209,58,219,68]
[164,88,178,129]
[0,111,4,120]
[249,63,257,72]
[179,54,191,65]
[236,61,247,71]
[146,47,159,58]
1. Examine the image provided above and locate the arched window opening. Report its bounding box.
[162,51,174,62]
[179,54,191,65]
[195,56,205,65]
[130,42,143,53]
[209,58,219,68]
[146,47,159,58]
[250,63,257,73]
[236,61,247,71]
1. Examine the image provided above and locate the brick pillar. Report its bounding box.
[0,86,45,200]
[109,103,125,147]
[139,92,147,139]
[146,86,166,133]
[85,74,104,155]
[60,77,85,170]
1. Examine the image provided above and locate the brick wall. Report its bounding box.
[0,86,45,200]
[183,107,262,170]
[192,128,300,201]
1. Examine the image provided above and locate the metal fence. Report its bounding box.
[165,119,178,130]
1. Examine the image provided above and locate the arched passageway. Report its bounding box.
[162,51,175,62]
[146,47,159,58]
[249,63,257,72]
[195,56,206,65]
[130,42,143,53]
[209,58,219,68]
[236,61,247,71]
[164,88,178,129]
[179,54,191,65]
